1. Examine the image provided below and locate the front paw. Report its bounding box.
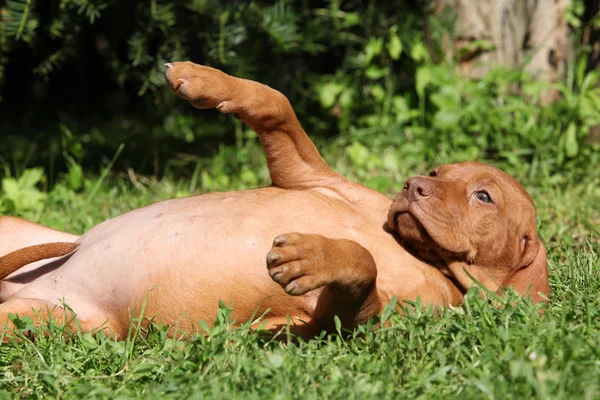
[266,233,332,296]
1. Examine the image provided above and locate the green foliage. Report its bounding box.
[0,1,428,177]
[2,0,37,41]
[410,63,600,170]
[1,0,598,185]
[0,167,46,215]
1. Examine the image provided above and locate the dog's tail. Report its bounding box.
[0,242,79,280]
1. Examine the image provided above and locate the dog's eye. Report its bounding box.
[475,191,492,204]
[429,170,438,177]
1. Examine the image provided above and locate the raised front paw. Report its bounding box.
[165,61,238,111]
[266,233,333,296]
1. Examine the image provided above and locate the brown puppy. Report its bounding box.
[0,63,548,338]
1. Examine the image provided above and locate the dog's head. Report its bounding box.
[387,161,548,302]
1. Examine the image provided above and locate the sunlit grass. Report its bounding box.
[1,144,599,398]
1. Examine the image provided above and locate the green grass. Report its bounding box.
[0,142,599,399]
[2,2,600,395]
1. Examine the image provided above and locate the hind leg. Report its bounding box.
[0,297,119,341]
[0,217,80,301]
[0,216,79,257]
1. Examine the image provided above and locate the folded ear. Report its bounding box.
[503,238,549,303]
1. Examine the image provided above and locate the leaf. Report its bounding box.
[576,55,587,87]
[334,315,342,334]
[79,333,99,350]
[380,296,398,323]
[434,110,460,129]
[342,12,360,28]
[564,123,579,158]
[4,0,35,40]
[338,87,355,110]
[457,39,495,58]
[240,168,258,187]
[364,37,383,65]
[20,167,45,188]
[430,91,460,110]
[266,352,285,368]
[198,320,211,335]
[1,174,47,213]
[317,80,344,108]
[3,168,48,214]
[67,162,84,191]
[410,41,429,62]
[346,142,370,167]
[368,84,385,101]
[2,178,19,199]
[580,70,598,94]
[391,95,412,123]
[415,66,433,98]
[382,151,400,171]
[8,313,34,330]
[387,29,402,60]
[262,1,302,52]
[365,65,389,80]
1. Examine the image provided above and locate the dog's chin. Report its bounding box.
[395,213,431,245]
[395,211,473,263]
[393,212,445,260]
[393,213,464,284]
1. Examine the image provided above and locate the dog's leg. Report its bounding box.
[0,216,79,257]
[165,62,340,189]
[266,233,385,333]
[0,297,119,341]
[0,217,80,301]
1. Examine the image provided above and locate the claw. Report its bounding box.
[174,78,186,92]
[273,236,287,247]
[285,281,298,295]
[266,252,280,267]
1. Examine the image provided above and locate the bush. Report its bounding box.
[0,0,598,184]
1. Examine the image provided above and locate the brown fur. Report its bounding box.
[0,62,548,339]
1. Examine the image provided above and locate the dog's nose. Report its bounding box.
[403,177,433,200]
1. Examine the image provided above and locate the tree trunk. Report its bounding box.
[441,0,570,102]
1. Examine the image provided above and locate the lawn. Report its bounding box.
[0,140,599,399]
[2,0,600,397]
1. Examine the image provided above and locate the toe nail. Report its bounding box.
[273,236,287,247]
[174,78,186,91]
[269,269,281,281]
[285,282,298,294]
[267,252,280,266]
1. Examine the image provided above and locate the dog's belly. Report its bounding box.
[14,186,395,329]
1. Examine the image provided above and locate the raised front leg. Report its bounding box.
[165,62,339,189]
[266,233,385,333]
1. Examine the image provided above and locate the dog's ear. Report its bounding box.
[503,237,549,303]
